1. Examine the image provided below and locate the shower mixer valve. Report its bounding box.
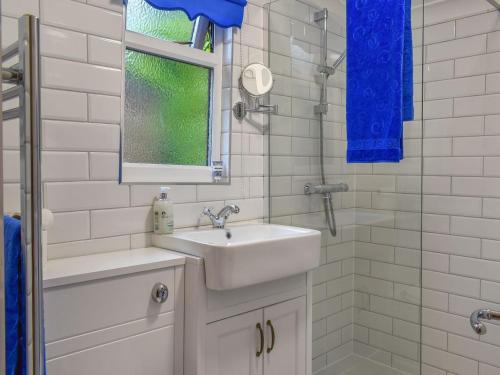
[304,183,349,195]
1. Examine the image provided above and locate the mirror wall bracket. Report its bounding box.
[233,101,278,120]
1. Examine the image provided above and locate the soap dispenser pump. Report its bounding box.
[154,187,174,234]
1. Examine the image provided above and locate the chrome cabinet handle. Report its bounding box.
[470,309,500,335]
[256,323,264,357]
[152,283,169,304]
[266,320,276,353]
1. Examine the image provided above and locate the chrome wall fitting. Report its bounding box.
[233,100,278,120]
[470,309,500,335]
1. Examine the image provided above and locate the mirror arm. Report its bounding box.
[233,102,278,120]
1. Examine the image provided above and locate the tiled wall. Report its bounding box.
[2,0,266,259]
[348,5,425,375]
[264,1,356,373]
[349,1,500,374]
[419,1,500,374]
[5,0,500,373]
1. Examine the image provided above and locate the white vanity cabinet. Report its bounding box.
[42,248,185,375]
[206,296,306,375]
[183,256,312,375]
[206,309,263,375]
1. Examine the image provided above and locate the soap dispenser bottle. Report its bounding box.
[154,187,174,234]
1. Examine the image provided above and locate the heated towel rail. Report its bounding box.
[1,14,44,375]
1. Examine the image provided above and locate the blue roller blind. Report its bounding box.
[125,0,247,28]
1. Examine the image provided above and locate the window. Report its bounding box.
[122,0,227,184]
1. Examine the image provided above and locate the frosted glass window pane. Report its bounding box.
[126,0,194,43]
[124,49,210,166]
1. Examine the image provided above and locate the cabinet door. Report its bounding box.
[206,309,264,375]
[263,296,306,375]
[47,326,174,375]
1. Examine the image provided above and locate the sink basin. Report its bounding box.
[153,224,321,290]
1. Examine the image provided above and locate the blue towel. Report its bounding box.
[346,0,414,163]
[4,215,26,375]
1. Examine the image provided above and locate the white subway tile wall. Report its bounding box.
[421,1,500,374]
[2,0,266,259]
[266,1,355,372]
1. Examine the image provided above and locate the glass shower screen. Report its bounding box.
[265,1,424,374]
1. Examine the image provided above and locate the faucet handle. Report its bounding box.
[221,204,240,218]
[202,207,215,216]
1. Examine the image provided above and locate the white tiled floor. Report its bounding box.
[317,355,409,375]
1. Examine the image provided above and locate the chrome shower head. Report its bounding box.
[331,50,346,71]
[317,50,346,76]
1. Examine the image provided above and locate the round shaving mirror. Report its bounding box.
[240,63,274,97]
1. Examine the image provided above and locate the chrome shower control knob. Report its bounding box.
[152,283,169,304]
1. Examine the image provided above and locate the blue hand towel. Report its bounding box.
[346,0,414,163]
[4,215,26,375]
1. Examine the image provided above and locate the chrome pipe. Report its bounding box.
[2,86,20,101]
[19,14,44,375]
[0,3,5,374]
[2,42,19,60]
[470,309,500,335]
[314,8,340,237]
[304,183,349,195]
[245,104,278,113]
[2,108,20,121]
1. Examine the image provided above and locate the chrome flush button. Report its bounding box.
[152,283,169,304]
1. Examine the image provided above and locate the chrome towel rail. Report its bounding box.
[1,14,44,375]
[2,42,19,61]
[2,86,20,101]
[470,309,500,335]
[2,108,20,121]
[20,15,44,375]
[0,4,4,374]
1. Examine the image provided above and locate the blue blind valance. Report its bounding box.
[137,0,248,28]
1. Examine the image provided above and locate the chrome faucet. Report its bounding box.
[202,204,240,229]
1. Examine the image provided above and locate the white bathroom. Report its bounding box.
[2,0,500,374]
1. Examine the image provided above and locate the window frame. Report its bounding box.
[120,5,224,184]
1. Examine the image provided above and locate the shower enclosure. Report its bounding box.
[265,1,424,374]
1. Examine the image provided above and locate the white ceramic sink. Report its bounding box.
[153,224,321,291]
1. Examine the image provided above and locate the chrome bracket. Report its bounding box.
[314,104,328,115]
[233,101,278,120]
[1,68,22,84]
[314,9,328,23]
[317,65,335,76]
